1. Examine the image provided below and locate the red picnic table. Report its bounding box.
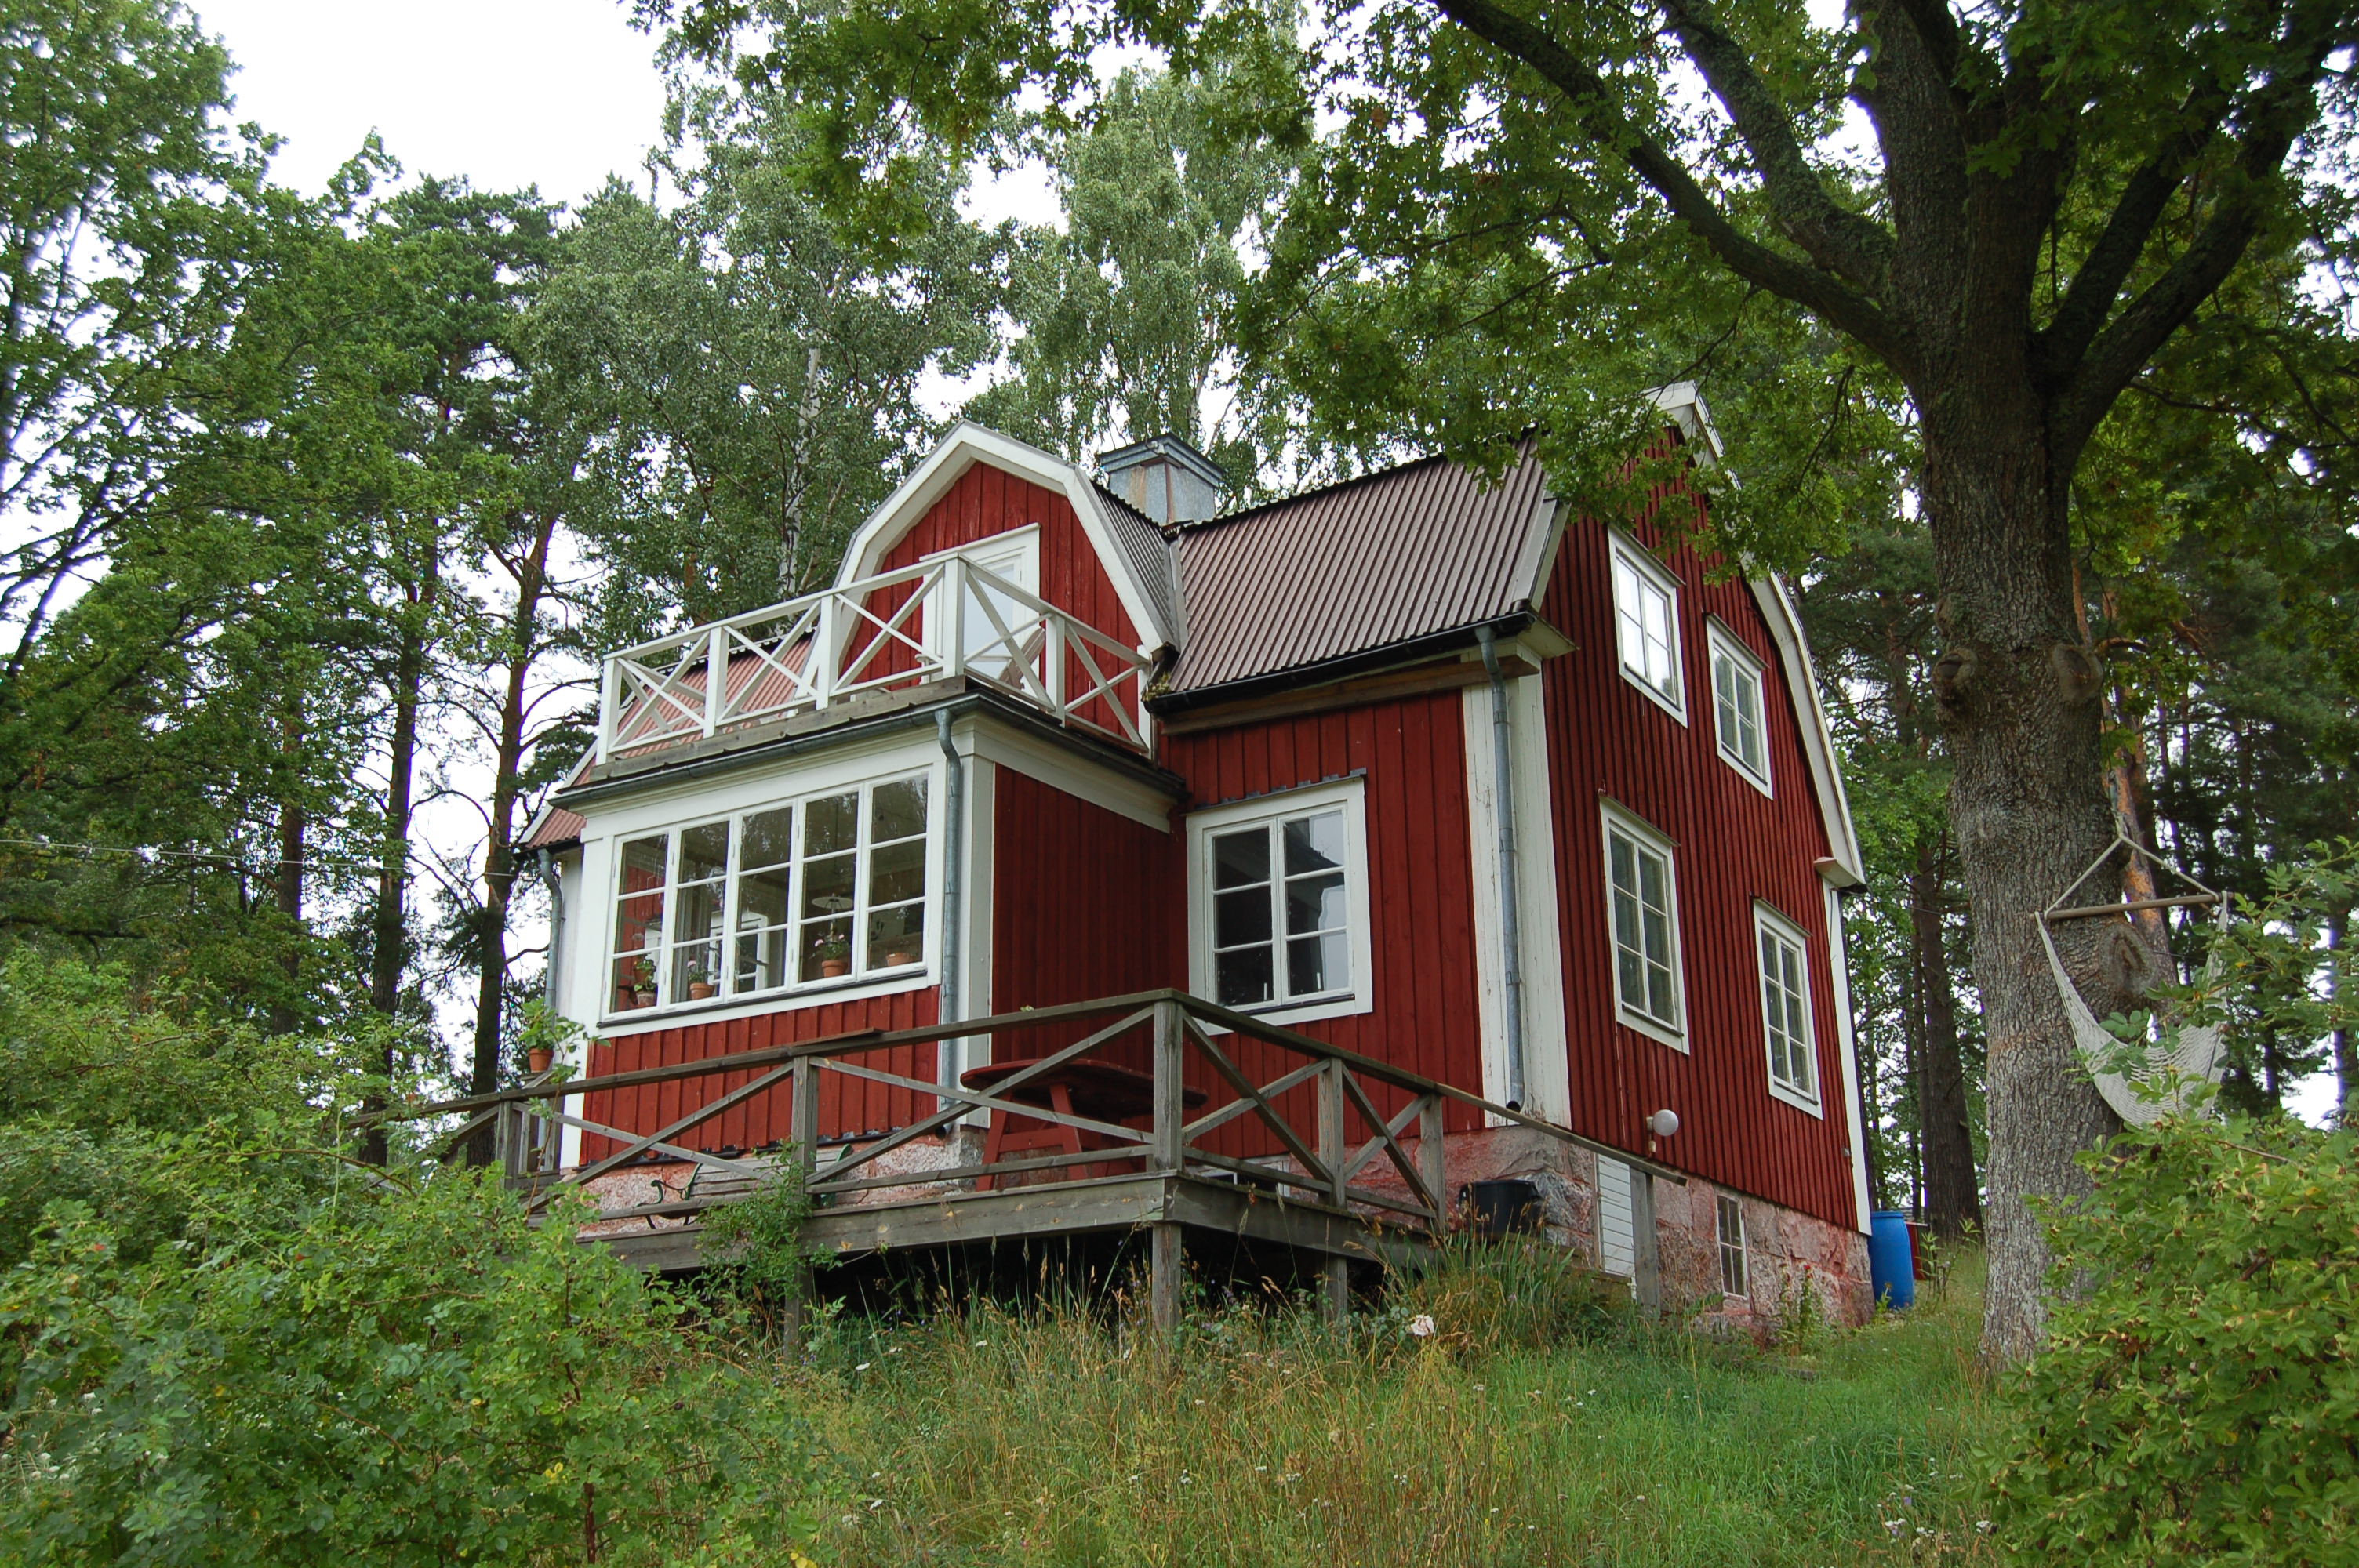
[958,1057,1207,1190]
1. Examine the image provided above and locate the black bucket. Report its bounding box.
[1459,1178,1544,1240]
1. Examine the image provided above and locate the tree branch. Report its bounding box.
[2034,71,2243,385]
[1427,0,1915,375]
[1659,0,1895,292]
[2055,25,2343,457]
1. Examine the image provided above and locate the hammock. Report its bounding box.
[2037,835,2228,1124]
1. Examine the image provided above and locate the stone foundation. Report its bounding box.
[1360,1125,1874,1329]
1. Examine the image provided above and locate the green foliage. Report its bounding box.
[811,1262,1991,1565]
[0,1175,842,1566]
[1986,1116,2359,1563]
[697,1163,820,1340]
[1387,1232,1633,1357]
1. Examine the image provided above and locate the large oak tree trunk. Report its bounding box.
[1921,391,2126,1361]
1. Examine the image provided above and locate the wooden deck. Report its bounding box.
[374,989,1679,1326]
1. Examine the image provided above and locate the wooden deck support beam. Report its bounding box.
[1151,998,1185,1334]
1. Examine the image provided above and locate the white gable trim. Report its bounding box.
[1749,574,1864,886]
[834,421,1176,652]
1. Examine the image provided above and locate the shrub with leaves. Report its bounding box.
[1985,1115,2359,1563]
[0,1172,842,1566]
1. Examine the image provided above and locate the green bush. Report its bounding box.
[0,1172,842,1566]
[1986,1115,2359,1563]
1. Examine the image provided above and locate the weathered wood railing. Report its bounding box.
[594,554,1152,762]
[372,989,1683,1320]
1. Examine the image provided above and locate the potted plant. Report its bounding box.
[629,956,656,1008]
[814,933,852,978]
[525,1041,554,1074]
[685,962,718,1001]
[884,946,919,967]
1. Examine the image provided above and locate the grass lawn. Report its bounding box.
[800,1249,1997,1566]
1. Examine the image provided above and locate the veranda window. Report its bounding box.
[608,771,930,1013]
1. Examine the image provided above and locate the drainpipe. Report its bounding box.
[935,709,965,1097]
[1476,626,1528,1111]
[537,848,565,1008]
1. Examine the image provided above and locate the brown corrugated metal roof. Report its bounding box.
[1165,444,1554,695]
[525,804,585,849]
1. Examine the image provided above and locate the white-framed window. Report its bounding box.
[1609,530,1685,721]
[923,525,1041,682]
[1755,902,1822,1112]
[1716,1192,1748,1298]
[1707,620,1771,794]
[1187,779,1373,1026]
[1601,803,1685,1048]
[606,770,931,1015]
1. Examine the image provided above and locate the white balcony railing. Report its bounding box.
[594,556,1154,763]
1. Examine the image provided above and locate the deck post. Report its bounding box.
[1419,1094,1448,1235]
[1318,1059,1349,1323]
[783,1054,821,1351]
[1150,999,1184,1333]
[1631,1170,1663,1313]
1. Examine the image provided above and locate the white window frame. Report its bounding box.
[1754,901,1823,1116]
[1187,778,1374,1027]
[921,524,1041,673]
[1600,801,1687,1051]
[1716,1192,1749,1298]
[1608,529,1686,724]
[602,767,935,1022]
[1707,619,1772,797]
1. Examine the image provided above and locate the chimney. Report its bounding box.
[1094,433,1229,526]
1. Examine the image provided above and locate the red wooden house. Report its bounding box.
[526,388,1875,1321]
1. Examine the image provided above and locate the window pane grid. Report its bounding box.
[1209,808,1352,1011]
[1759,921,1815,1098]
[609,773,929,1014]
[1613,547,1679,703]
[1717,1195,1747,1297]
[1713,641,1767,780]
[1608,826,1679,1030]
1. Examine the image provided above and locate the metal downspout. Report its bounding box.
[936,710,965,1097]
[1477,626,1528,1110]
[537,848,565,1008]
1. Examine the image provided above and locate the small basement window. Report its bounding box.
[1707,620,1770,793]
[1717,1193,1748,1298]
[1756,902,1820,1112]
[1187,779,1372,1026]
[1609,531,1685,720]
[1601,804,1685,1047]
[607,770,930,1014]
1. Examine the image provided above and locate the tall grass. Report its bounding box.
[801,1247,1995,1566]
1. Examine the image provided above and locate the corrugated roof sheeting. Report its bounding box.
[1166,445,1553,695]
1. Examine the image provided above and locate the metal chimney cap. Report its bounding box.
[1092,432,1230,490]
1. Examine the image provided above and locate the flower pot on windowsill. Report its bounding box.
[884,950,918,967]
[819,958,851,979]
[525,1046,554,1074]
[633,988,657,1008]
[687,981,718,1000]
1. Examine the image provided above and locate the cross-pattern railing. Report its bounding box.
[594,556,1154,763]
[376,991,1681,1247]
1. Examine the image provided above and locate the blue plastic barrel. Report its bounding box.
[1869,1210,1916,1310]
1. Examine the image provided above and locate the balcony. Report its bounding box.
[593,556,1154,764]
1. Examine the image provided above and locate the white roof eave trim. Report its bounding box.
[1750,572,1866,887]
[835,421,1176,652]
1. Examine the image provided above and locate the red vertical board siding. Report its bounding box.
[987,769,1180,1079]
[852,463,1143,681]
[1158,691,1491,1139]
[1536,488,1858,1230]
[580,987,940,1160]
